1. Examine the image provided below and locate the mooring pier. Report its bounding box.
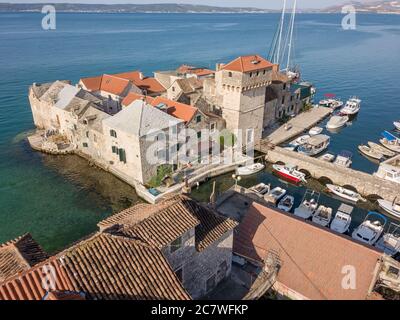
[261,146,399,202]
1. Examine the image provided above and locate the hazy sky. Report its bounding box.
[1,0,375,9]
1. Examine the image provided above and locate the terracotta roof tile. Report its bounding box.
[151,96,198,123]
[177,65,215,77]
[80,76,102,91]
[233,202,383,300]
[121,92,155,107]
[221,55,275,73]
[114,71,166,94]
[0,233,189,300]
[80,74,130,96]
[0,234,49,282]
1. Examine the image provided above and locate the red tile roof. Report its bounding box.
[221,55,275,73]
[177,65,215,77]
[114,71,166,94]
[151,96,198,123]
[80,74,130,96]
[121,92,154,107]
[0,233,190,300]
[233,202,382,300]
[0,234,49,282]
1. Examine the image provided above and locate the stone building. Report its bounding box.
[98,195,238,299]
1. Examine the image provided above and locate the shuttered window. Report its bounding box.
[119,148,127,163]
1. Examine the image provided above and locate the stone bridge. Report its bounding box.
[264,147,400,202]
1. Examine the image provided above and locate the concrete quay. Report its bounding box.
[264,146,400,202]
[264,107,332,145]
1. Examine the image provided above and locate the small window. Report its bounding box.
[112,146,119,154]
[94,134,97,143]
[281,96,285,104]
[172,86,175,92]
[250,72,253,78]
[86,131,89,138]
[197,131,202,139]
[196,115,202,123]
[228,72,233,78]
[110,129,117,138]
[119,148,127,163]
[210,122,216,133]
[283,83,287,90]
[263,70,266,75]
[256,71,259,76]
[170,236,182,253]
[83,142,88,148]
[73,124,77,130]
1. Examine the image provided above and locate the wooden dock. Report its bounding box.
[263,107,332,146]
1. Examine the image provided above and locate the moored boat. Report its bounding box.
[326,184,365,203]
[334,150,353,168]
[319,153,335,162]
[358,145,384,161]
[297,134,330,156]
[380,131,400,153]
[330,204,353,234]
[309,126,323,136]
[368,141,396,158]
[326,115,349,129]
[340,97,361,115]
[294,190,320,219]
[277,195,295,212]
[394,121,400,131]
[319,94,343,109]
[312,205,333,227]
[377,198,400,219]
[236,163,265,176]
[352,212,387,246]
[272,164,307,184]
[249,183,270,197]
[289,134,310,147]
[264,187,287,205]
[375,223,400,256]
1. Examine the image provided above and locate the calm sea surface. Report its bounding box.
[0,13,399,252]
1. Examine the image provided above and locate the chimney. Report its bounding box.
[216,63,225,71]
[139,72,144,80]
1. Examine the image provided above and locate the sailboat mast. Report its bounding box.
[286,0,297,71]
[276,0,287,65]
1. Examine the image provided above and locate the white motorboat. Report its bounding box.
[394,121,400,131]
[236,163,265,176]
[377,198,400,219]
[290,134,310,147]
[277,195,295,212]
[297,135,330,156]
[319,153,335,162]
[272,164,307,184]
[368,141,396,158]
[380,131,400,153]
[352,212,387,246]
[309,126,323,136]
[249,183,270,197]
[312,205,333,227]
[375,223,400,256]
[358,145,384,161]
[330,204,354,234]
[319,96,343,109]
[326,115,349,129]
[334,150,353,168]
[340,97,361,115]
[294,190,320,219]
[374,163,400,184]
[326,184,365,203]
[264,187,287,205]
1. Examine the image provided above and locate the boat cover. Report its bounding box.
[381,131,398,142]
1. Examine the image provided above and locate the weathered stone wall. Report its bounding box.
[265,147,400,201]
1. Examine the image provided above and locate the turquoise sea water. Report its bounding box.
[0,13,399,252]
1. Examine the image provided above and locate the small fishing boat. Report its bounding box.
[297,135,330,156]
[249,183,270,197]
[284,145,297,151]
[358,145,384,161]
[326,115,349,129]
[236,163,265,176]
[334,150,353,168]
[340,97,361,115]
[377,198,400,219]
[264,187,287,205]
[294,190,320,219]
[352,212,387,246]
[368,141,396,158]
[330,204,353,234]
[312,205,333,227]
[380,131,400,153]
[319,94,343,109]
[272,164,307,184]
[289,134,310,147]
[394,121,400,131]
[319,153,335,162]
[277,195,295,212]
[326,184,365,203]
[375,223,400,256]
[309,126,323,136]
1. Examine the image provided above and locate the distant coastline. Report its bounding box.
[0,2,400,15]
